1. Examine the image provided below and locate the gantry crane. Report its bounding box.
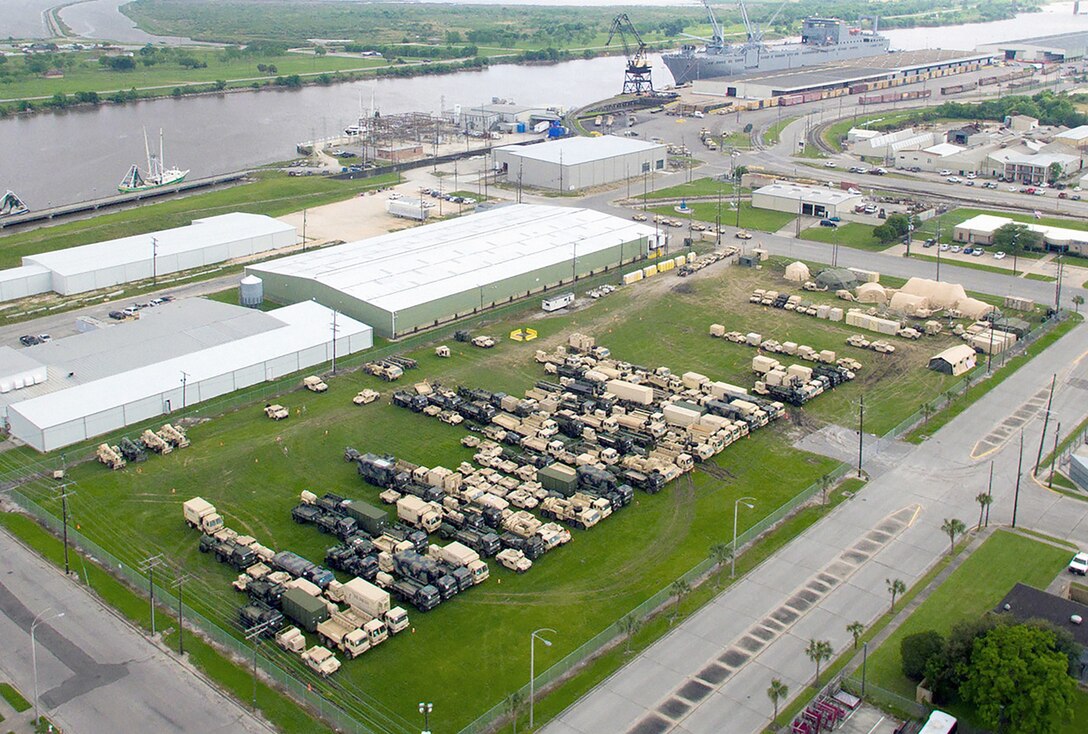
[606,14,653,95]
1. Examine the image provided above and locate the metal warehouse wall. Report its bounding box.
[509,151,664,191]
[9,330,373,452]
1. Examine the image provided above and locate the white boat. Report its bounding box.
[118,128,189,193]
[1,190,29,217]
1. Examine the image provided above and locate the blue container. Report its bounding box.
[516,122,526,133]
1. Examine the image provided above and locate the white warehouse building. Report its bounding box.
[248,204,659,338]
[2,299,372,452]
[752,183,863,219]
[0,213,296,301]
[493,136,666,191]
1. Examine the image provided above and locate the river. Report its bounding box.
[3,2,1086,209]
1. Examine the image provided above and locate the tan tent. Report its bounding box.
[956,297,995,320]
[900,277,967,309]
[784,261,810,283]
[889,292,928,315]
[929,345,977,376]
[856,282,888,305]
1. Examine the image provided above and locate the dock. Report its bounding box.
[0,172,248,230]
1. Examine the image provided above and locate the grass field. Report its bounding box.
[10,261,963,732]
[801,223,887,251]
[909,253,1023,277]
[639,177,736,201]
[650,202,795,233]
[763,116,798,146]
[0,49,387,101]
[855,530,1088,734]
[916,207,1078,251]
[721,131,752,150]
[0,172,399,269]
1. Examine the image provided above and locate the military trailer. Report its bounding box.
[280,586,330,633]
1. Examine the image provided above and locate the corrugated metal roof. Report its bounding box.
[9,301,371,429]
[0,346,45,379]
[250,205,658,314]
[495,137,664,166]
[755,183,862,205]
[23,213,294,278]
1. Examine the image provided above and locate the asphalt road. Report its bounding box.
[0,528,274,734]
[544,309,1088,734]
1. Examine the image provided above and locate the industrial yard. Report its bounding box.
[8,254,998,730]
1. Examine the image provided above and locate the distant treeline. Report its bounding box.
[936,92,1088,128]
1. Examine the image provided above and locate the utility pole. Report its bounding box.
[1048,422,1062,488]
[935,215,942,281]
[1034,374,1056,475]
[302,209,307,251]
[151,236,158,284]
[245,620,275,709]
[58,484,75,576]
[857,395,865,478]
[1054,251,1064,311]
[1012,430,1024,528]
[330,310,339,374]
[140,554,165,636]
[180,370,189,409]
[173,572,191,655]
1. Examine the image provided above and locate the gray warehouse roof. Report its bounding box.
[496,136,665,166]
[755,183,861,205]
[249,205,658,314]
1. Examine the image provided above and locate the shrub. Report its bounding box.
[901,630,944,681]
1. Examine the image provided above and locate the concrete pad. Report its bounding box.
[559,688,646,734]
[609,658,687,705]
[675,688,769,734]
[684,604,761,647]
[645,628,715,676]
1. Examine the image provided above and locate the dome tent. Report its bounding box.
[856,282,888,305]
[784,261,811,283]
[815,268,859,291]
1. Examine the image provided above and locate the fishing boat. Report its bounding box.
[118,128,189,193]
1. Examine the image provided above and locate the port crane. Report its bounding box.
[606,14,653,95]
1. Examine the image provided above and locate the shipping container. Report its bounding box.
[281,587,330,632]
[538,463,578,495]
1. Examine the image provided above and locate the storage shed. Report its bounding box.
[19,213,295,296]
[928,345,977,376]
[248,205,658,338]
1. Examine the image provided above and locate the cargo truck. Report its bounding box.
[428,541,490,584]
[183,497,224,534]
[390,577,441,612]
[272,551,316,579]
[392,551,459,600]
[280,586,330,632]
[342,499,390,537]
[340,577,411,633]
[316,609,372,658]
[239,601,284,636]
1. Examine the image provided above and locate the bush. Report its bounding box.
[901,630,944,681]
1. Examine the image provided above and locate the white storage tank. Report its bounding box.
[240,275,264,308]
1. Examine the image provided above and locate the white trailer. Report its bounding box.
[542,292,574,312]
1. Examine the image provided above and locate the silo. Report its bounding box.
[239,275,264,307]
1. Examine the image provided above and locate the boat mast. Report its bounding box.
[700,0,724,45]
[143,127,153,179]
[159,128,166,176]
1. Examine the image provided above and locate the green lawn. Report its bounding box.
[9,262,965,733]
[640,177,736,201]
[0,171,399,269]
[0,49,387,101]
[1025,272,1058,282]
[910,253,1021,277]
[916,207,1075,251]
[650,202,795,233]
[801,223,889,251]
[763,116,798,146]
[0,683,30,713]
[855,530,1086,734]
[721,131,752,150]
[822,111,925,152]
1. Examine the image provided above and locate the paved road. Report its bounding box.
[0,528,274,734]
[544,319,1088,734]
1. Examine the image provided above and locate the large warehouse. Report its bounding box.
[493,137,666,191]
[752,183,862,219]
[0,213,296,300]
[3,299,372,451]
[248,204,659,338]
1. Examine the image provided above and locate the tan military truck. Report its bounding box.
[96,443,126,470]
[303,375,329,392]
[353,389,380,405]
[183,497,224,534]
[301,646,341,677]
[264,404,289,420]
[435,345,451,358]
[471,335,496,348]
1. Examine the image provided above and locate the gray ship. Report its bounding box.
[663,0,890,85]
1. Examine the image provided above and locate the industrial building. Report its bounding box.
[2,299,372,451]
[0,213,295,301]
[1071,448,1088,491]
[953,214,1088,255]
[247,205,659,338]
[493,137,666,191]
[979,31,1088,63]
[752,183,862,219]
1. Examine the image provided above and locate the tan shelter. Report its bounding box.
[855,282,888,305]
[784,261,811,283]
[900,277,967,310]
[889,292,928,315]
[928,345,977,376]
[956,297,995,320]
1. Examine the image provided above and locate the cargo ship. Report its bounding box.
[118,128,188,193]
[663,0,890,85]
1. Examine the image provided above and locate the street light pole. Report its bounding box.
[32,609,64,727]
[419,701,433,734]
[529,627,556,729]
[731,497,756,579]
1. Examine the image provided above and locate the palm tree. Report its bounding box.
[767,678,789,724]
[975,493,993,531]
[670,579,691,622]
[942,517,966,556]
[506,690,525,734]
[886,577,906,612]
[921,400,935,426]
[619,613,642,655]
[805,639,833,685]
[709,543,732,588]
[846,620,864,649]
[1073,295,1084,314]
[818,474,833,505]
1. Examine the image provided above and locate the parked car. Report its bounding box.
[908,166,921,173]
[1069,552,1088,576]
[993,252,1007,260]
[963,247,975,255]
[946,176,961,183]
[965,172,976,179]
[923,238,936,248]
[819,219,838,228]
[938,169,953,176]
[18,335,40,346]
[939,243,950,252]
[950,245,962,253]
[108,311,126,320]
[37,334,51,342]
[735,230,753,239]
[824,161,836,168]
[972,248,984,257]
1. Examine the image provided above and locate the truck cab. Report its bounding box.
[385,607,410,634]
